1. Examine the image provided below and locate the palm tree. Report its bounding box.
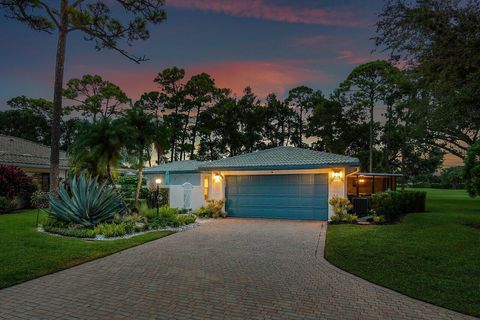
[69,119,130,183]
[122,106,159,205]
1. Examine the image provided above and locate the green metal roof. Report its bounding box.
[199,146,359,171]
[143,160,205,174]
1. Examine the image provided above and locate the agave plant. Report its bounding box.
[49,175,127,227]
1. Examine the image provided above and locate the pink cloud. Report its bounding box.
[68,60,331,100]
[336,50,373,65]
[188,60,331,97]
[168,0,366,27]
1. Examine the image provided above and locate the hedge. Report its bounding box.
[370,190,426,222]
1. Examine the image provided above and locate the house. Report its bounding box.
[0,135,68,191]
[144,146,363,220]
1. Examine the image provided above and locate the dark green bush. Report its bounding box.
[0,196,16,213]
[145,187,169,208]
[370,190,426,222]
[115,175,146,198]
[43,226,97,238]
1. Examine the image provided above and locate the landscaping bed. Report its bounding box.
[325,189,480,317]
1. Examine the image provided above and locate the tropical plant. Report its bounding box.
[49,175,127,227]
[69,118,131,183]
[0,165,35,199]
[195,199,227,218]
[328,196,353,221]
[94,222,127,238]
[122,106,158,204]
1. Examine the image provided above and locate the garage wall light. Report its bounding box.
[213,172,222,183]
[331,169,343,182]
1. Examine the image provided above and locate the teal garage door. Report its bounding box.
[225,174,328,220]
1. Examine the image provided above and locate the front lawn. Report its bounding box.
[0,210,173,289]
[326,189,480,317]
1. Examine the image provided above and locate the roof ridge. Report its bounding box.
[0,134,51,148]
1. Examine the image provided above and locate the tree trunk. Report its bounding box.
[385,105,391,172]
[190,105,201,158]
[369,102,374,173]
[179,111,190,160]
[49,0,68,193]
[299,106,303,146]
[135,160,143,206]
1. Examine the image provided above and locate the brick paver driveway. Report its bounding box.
[0,219,473,320]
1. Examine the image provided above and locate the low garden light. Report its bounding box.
[155,178,162,215]
[331,169,343,182]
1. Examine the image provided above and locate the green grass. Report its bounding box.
[326,189,480,316]
[0,210,173,289]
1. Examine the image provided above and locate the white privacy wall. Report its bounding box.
[168,185,204,211]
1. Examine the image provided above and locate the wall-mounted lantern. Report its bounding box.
[213,172,222,183]
[331,169,343,182]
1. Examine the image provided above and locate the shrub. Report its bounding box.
[195,199,227,218]
[370,190,426,222]
[124,198,147,212]
[42,216,67,229]
[31,191,50,209]
[328,196,353,222]
[345,213,358,224]
[465,141,480,197]
[175,214,197,226]
[0,164,35,199]
[49,174,128,227]
[43,226,97,238]
[145,186,169,208]
[94,222,127,238]
[0,196,16,213]
[372,214,385,224]
[115,175,146,198]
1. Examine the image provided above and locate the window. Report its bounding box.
[203,177,209,200]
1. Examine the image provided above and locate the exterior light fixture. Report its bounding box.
[331,169,343,182]
[358,178,365,184]
[155,178,162,215]
[213,172,222,183]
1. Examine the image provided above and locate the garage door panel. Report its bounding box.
[225,174,328,220]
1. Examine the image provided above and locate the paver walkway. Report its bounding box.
[0,219,474,319]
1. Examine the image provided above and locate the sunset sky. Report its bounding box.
[0,0,386,105]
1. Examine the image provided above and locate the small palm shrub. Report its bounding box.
[49,174,127,227]
[195,199,227,218]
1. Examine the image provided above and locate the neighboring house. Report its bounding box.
[0,135,68,191]
[145,146,362,220]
